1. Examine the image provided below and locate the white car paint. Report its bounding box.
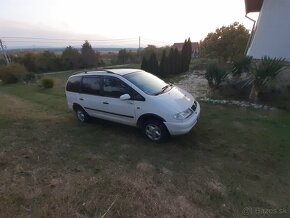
[65,69,201,137]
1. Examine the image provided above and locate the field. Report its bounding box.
[0,71,290,217]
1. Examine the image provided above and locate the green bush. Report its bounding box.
[0,63,27,84]
[205,63,228,88]
[23,73,36,83]
[41,78,54,89]
[232,56,252,77]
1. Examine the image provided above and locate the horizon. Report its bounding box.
[1,0,259,49]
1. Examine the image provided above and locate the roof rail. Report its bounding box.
[105,70,116,74]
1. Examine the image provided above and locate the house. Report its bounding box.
[245,0,290,60]
[172,42,199,57]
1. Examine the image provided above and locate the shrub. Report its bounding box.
[23,73,36,83]
[232,56,252,77]
[41,78,54,89]
[205,63,228,88]
[244,56,287,101]
[0,63,27,84]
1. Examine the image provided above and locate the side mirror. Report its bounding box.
[120,94,131,101]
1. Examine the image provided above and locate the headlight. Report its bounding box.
[174,108,193,120]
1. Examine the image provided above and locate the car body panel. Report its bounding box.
[65,69,201,137]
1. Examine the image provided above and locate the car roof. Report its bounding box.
[70,68,142,77]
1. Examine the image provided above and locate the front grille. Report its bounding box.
[191,101,197,111]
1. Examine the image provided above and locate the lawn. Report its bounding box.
[0,70,290,217]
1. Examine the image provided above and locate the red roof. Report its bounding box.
[172,42,199,52]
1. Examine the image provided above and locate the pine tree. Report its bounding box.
[181,38,193,73]
[141,56,148,72]
[159,50,167,77]
[167,48,174,75]
[185,37,192,72]
[81,40,97,68]
[149,53,159,75]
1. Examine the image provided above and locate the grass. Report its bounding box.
[0,71,290,217]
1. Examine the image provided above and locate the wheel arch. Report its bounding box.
[137,113,166,128]
[73,103,84,111]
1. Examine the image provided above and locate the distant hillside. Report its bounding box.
[7,47,140,54]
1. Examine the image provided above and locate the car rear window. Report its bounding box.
[66,76,81,92]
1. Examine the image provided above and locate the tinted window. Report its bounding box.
[81,77,102,95]
[66,76,81,92]
[123,71,167,95]
[103,77,129,98]
[130,89,145,101]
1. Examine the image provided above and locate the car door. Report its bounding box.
[100,76,136,125]
[79,76,104,118]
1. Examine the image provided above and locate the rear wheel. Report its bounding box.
[75,107,90,123]
[142,119,168,143]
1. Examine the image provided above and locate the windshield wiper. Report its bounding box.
[154,83,173,95]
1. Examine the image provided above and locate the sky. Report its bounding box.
[0,0,258,48]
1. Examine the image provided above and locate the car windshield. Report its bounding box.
[123,71,170,95]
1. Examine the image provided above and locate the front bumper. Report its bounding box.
[164,101,200,136]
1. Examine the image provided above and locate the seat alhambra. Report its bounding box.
[65,69,200,142]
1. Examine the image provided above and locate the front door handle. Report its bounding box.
[103,102,109,105]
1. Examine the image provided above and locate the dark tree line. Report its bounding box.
[13,40,101,73]
[141,38,192,77]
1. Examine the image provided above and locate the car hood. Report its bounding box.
[154,86,195,112]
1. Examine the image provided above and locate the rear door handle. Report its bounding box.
[79,98,84,101]
[103,102,109,104]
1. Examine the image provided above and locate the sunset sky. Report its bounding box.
[0,0,258,48]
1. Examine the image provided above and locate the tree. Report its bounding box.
[167,48,175,75]
[20,52,37,72]
[141,56,148,72]
[175,48,183,74]
[36,51,59,72]
[159,50,167,77]
[148,53,159,75]
[61,46,81,70]
[199,22,250,62]
[81,40,97,68]
[117,49,130,64]
[181,38,192,73]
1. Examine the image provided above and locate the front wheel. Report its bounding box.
[75,107,90,123]
[142,120,168,143]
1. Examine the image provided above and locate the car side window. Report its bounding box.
[103,77,129,98]
[66,76,81,92]
[81,76,102,95]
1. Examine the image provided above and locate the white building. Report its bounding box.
[245,0,290,60]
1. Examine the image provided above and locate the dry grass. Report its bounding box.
[1,77,290,217]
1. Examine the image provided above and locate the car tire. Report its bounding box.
[75,107,90,123]
[142,119,168,143]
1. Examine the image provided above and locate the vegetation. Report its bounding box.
[0,63,28,84]
[244,56,287,101]
[204,55,288,103]
[199,22,250,62]
[232,56,253,77]
[0,71,290,217]
[141,53,159,75]
[61,46,81,70]
[81,40,100,69]
[141,38,193,76]
[205,62,228,88]
[41,77,54,89]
